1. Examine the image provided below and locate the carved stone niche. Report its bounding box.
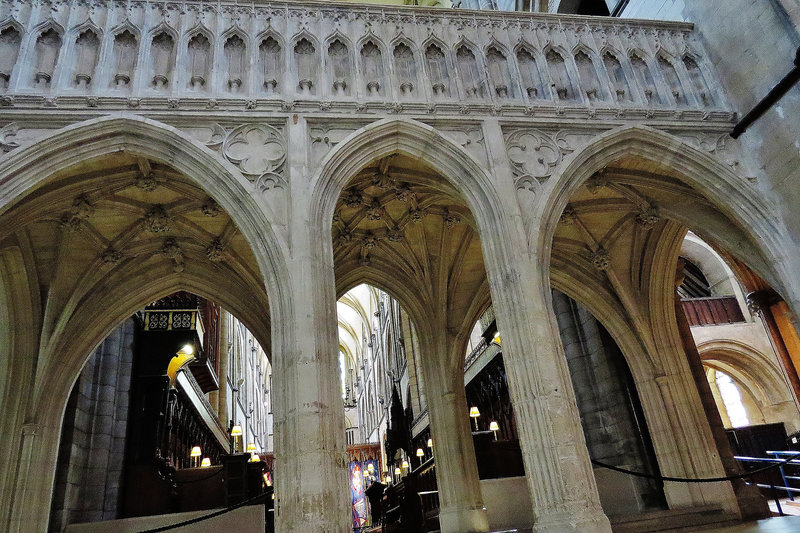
[259,36,281,95]
[393,43,415,97]
[34,28,62,88]
[187,33,211,91]
[0,27,22,90]
[112,30,138,89]
[361,40,384,97]
[73,30,100,89]
[224,34,246,93]
[151,31,175,89]
[425,43,448,97]
[328,39,351,96]
[294,38,316,95]
[486,46,513,99]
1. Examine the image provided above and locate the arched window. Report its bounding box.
[715,370,750,428]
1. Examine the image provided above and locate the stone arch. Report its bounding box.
[537,125,790,299]
[311,118,503,246]
[0,114,289,531]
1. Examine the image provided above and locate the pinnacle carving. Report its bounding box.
[590,248,610,271]
[201,199,223,217]
[361,232,377,249]
[160,238,185,273]
[560,205,577,225]
[365,198,383,221]
[343,189,363,208]
[60,196,94,231]
[206,239,225,261]
[144,205,171,233]
[409,207,426,224]
[443,209,461,228]
[386,226,404,242]
[101,248,123,266]
[635,204,660,229]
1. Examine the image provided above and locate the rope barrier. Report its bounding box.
[171,468,223,484]
[138,492,269,532]
[591,452,800,483]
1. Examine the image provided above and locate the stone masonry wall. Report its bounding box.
[49,319,135,532]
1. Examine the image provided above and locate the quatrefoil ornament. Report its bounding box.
[222,124,286,182]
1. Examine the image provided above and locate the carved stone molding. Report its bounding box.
[222,123,286,183]
[505,129,562,190]
[0,123,20,153]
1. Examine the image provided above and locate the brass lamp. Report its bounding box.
[190,445,202,467]
[230,424,243,453]
[489,420,500,440]
[469,406,480,431]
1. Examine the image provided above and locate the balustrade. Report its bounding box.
[0,0,726,115]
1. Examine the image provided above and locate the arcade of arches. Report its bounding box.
[1,3,800,532]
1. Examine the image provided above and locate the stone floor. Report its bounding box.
[706,515,800,532]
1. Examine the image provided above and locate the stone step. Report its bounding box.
[611,505,738,532]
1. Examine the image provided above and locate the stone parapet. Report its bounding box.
[0,0,729,117]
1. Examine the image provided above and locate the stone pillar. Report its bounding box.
[420,324,488,533]
[675,267,769,520]
[273,114,350,532]
[486,250,611,532]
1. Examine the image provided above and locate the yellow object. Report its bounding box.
[401,459,409,469]
[489,421,499,432]
[189,445,202,458]
[247,442,256,452]
[167,346,196,388]
[469,406,480,418]
[200,457,211,467]
[427,438,433,448]
[230,425,243,437]
[416,448,424,457]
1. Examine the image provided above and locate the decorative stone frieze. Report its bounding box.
[0,0,726,119]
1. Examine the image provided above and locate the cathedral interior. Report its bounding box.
[1,0,799,531]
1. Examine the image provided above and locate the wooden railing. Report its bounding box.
[681,296,745,326]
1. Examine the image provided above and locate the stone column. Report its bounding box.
[419,323,489,533]
[674,279,769,520]
[273,114,350,532]
[486,250,612,532]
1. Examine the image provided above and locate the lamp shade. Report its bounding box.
[394,467,401,476]
[230,425,243,437]
[469,406,480,418]
[401,459,409,469]
[246,442,256,452]
[416,448,424,457]
[200,457,211,467]
[385,475,392,483]
[427,438,433,448]
[489,421,500,432]
[190,446,202,458]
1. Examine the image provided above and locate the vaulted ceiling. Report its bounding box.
[332,154,489,339]
[0,151,271,358]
